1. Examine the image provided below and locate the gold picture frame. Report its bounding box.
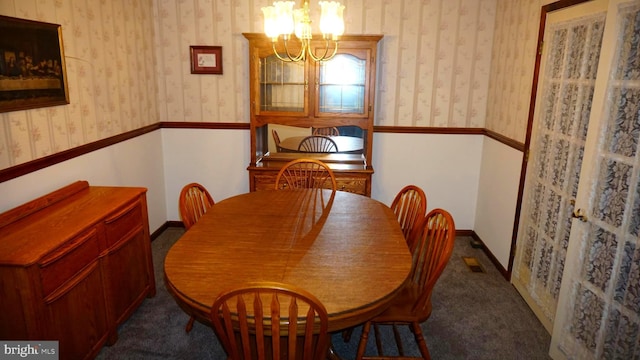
[0,15,69,113]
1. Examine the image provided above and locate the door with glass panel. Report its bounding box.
[549,1,640,358]
[512,0,640,358]
[512,0,608,333]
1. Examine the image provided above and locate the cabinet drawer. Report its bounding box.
[104,200,143,248]
[335,177,367,195]
[40,228,100,297]
[253,172,368,195]
[253,174,278,191]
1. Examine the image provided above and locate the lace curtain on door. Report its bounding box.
[553,3,640,358]
[513,13,605,330]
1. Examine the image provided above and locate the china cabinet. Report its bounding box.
[243,33,382,196]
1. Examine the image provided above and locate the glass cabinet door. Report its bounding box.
[259,55,306,113]
[317,51,368,116]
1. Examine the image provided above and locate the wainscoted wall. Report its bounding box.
[0,0,158,170]
[0,0,552,170]
[0,0,555,272]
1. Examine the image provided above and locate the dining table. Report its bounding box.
[164,188,412,358]
[278,135,364,153]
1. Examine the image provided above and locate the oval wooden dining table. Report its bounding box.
[164,189,412,357]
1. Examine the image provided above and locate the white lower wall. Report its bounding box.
[161,128,251,222]
[474,137,524,269]
[0,131,167,232]
[1,129,519,270]
[372,133,483,231]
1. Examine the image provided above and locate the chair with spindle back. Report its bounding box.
[274,158,337,191]
[178,182,215,332]
[342,185,428,343]
[210,282,330,360]
[297,135,338,153]
[312,126,340,136]
[391,185,427,248]
[356,208,456,360]
[272,129,284,152]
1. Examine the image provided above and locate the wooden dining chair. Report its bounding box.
[297,135,338,153]
[210,282,330,360]
[275,158,337,191]
[391,185,427,248]
[312,126,340,136]
[272,129,283,152]
[356,208,456,360]
[341,184,428,343]
[178,182,215,332]
[179,182,215,230]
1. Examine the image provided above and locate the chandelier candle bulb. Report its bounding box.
[262,0,345,62]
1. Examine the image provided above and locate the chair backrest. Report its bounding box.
[408,208,455,316]
[210,282,330,360]
[178,183,215,229]
[297,135,338,153]
[272,129,282,151]
[312,127,339,136]
[390,185,427,248]
[274,159,337,191]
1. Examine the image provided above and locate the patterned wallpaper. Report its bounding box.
[486,0,545,143]
[153,0,498,127]
[0,0,544,171]
[0,0,158,170]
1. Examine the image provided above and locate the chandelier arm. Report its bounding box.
[308,39,339,62]
[284,38,307,62]
[271,42,295,62]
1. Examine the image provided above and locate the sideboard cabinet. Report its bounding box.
[0,181,156,360]
[243,33,382,196]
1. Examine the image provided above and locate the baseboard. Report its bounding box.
[151,221,184,241]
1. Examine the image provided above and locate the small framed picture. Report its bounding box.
[190,45,222,75]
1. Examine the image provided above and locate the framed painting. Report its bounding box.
[190,46,223,75]
[0,15,69,113]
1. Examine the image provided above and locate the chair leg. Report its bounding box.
[185,316,195,333]
[342,328,354,342]
[356,321,372,360]
[373,324,383,355]
[411,322,431,360]
[392,324,405,356]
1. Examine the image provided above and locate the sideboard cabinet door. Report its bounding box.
[43,261,109,359]
[102,197,155,329]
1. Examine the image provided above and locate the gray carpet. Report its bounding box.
[96,227,551,360]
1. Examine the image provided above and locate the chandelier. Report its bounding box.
[261,1,345,62]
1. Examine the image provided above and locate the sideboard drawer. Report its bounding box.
[39,228,100,297]
[104,200,143,248]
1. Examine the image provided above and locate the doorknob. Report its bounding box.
[572,208,588,222]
